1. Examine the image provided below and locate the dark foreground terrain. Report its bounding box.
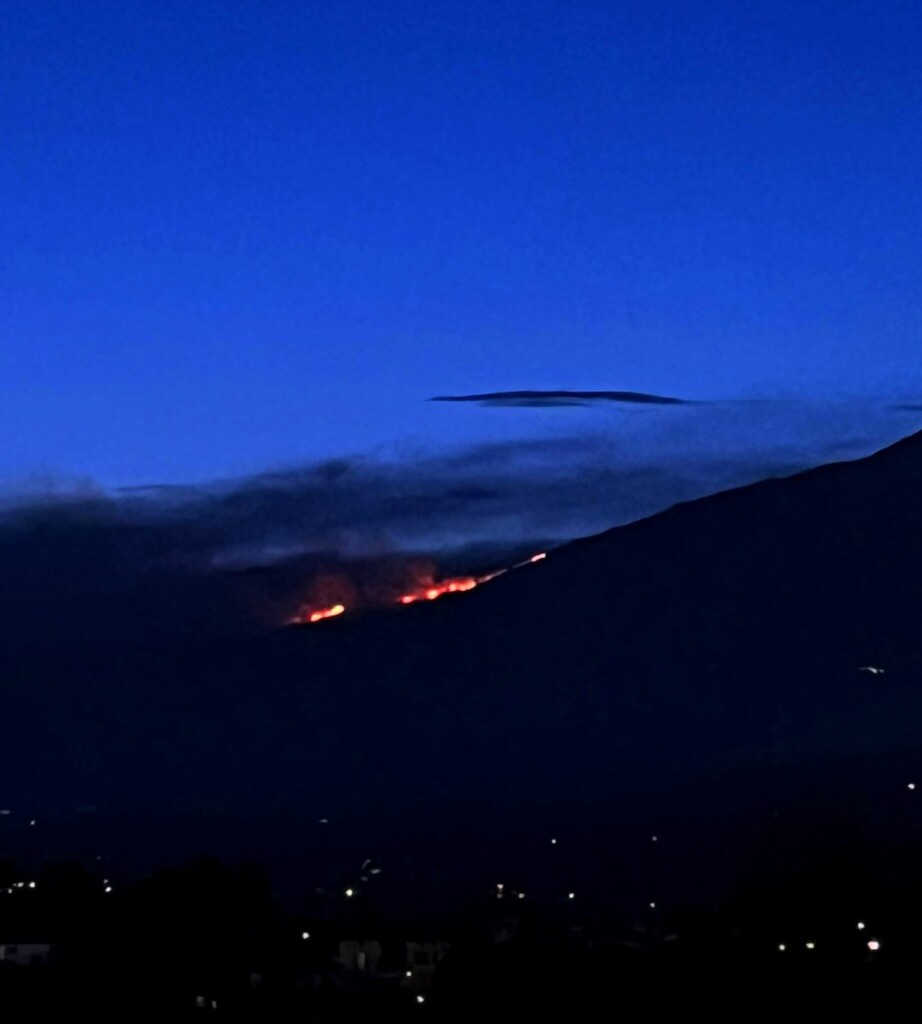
[4,434,922,1013]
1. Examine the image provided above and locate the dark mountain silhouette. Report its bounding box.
[260,426,922,810]
[3,430,922,820]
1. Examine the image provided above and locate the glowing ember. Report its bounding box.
[513,551,547,569]
[307,604,345,623]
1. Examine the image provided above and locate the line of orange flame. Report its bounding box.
[294,552,546,625]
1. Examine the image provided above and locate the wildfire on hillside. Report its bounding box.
[289,552,546,625]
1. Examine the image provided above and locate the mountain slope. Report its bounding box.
[4,431,922,815]
[263,428,922,810]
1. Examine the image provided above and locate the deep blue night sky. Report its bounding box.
[2,0,921,486]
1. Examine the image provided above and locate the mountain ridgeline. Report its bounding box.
[268,427,922,811]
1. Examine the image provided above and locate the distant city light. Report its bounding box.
[778,944,786,951]
[104,886,112,893]
[29,820,36,827]
[496,883,504,891]
[859,666,885,675]
[867,940,880,951]
[301,932,310,940]
[806,942,815,949]
[0,810,10,816]
[649,902,656,909]
[416,995,425,1004]
[28,882,35,889]
[568,892,575,900]
[518,892,525,900]
[550,838,558,845]
[345,888,354,898]
[651,835,658,842]
[405,970,412,978]
[857,922,866,930]
[909,783,916,791]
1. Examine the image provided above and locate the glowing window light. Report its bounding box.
[405,970,412,977]
[517,892,525,900]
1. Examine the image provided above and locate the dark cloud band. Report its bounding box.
[430,390,688,407]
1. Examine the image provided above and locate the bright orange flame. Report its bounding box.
[306,603,345,623]
[398,576,481,606]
